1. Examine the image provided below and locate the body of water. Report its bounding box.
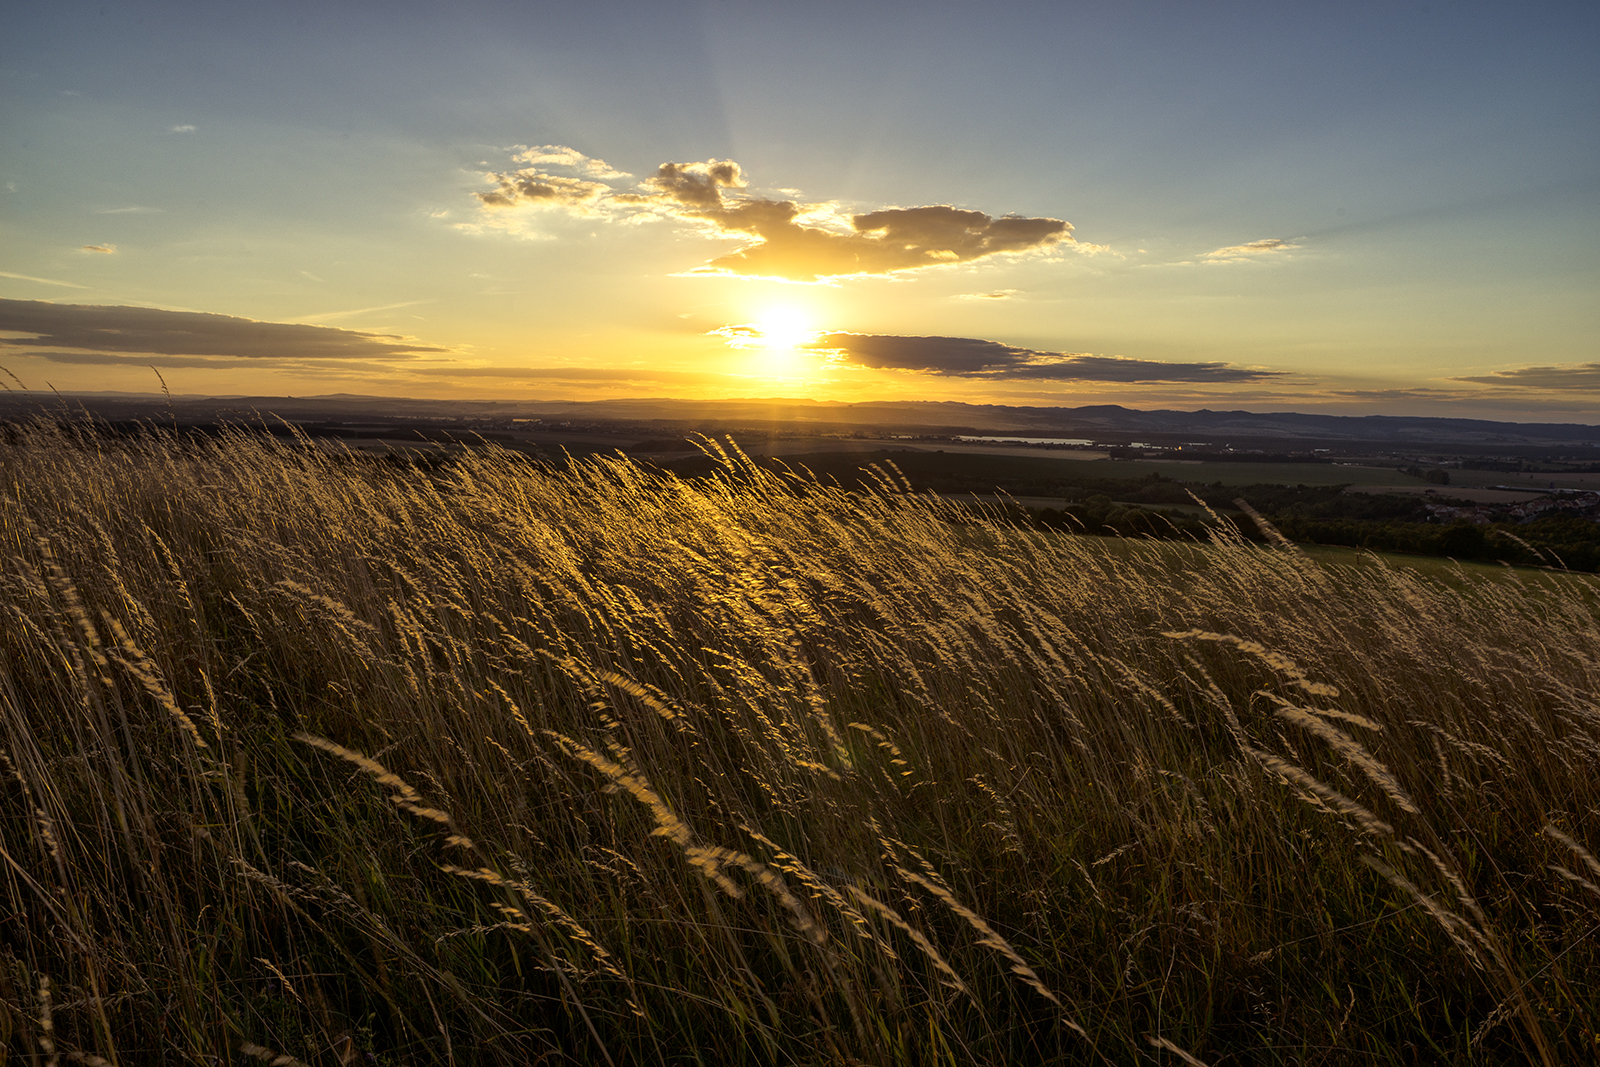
[954,436,1095,446]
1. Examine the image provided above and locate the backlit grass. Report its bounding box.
[2,420,1598,1064]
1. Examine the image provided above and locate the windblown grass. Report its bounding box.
[2,420,1598,1064]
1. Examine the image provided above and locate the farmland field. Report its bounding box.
[2,423,1598,1065]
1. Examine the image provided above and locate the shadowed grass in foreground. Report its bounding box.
[1,422,1598,1064]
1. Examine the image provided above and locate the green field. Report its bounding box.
[682,448,1429,492]
[3,425,1598,1065]
[1440,467,1600,491]
[1117,458,1421,487]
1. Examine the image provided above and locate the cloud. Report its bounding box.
[476,171,613,213]
[297,300,428,323]
[1203,238,1299,260]
[955,289,1018,301]
[95,206,161,215]
[24,351,345,370]
[1451,364,1600,391]
[170,125,196,133]
[509,145,628,180]
[408,365,730,385]
[472,152,1073,281]
[707,323,764,345]
[808,332,1281,382]
[0,300,447,361]
[79,244,117,254]
[0,271,88,289]
[473,145,627,215]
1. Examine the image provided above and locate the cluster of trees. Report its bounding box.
[1398,466,1452,484]
[1029,489,1600,571]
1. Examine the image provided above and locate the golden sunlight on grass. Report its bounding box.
[1,421,1598,1064]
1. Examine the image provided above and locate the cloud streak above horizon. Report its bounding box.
[1452,364,1600,391]
[808,332,1281,383]
[0,299,447,361]
[472,148,1073,282]
[1203,238,1299,261]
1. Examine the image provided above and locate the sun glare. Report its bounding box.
[708,306,822,377]
[753,307,816,350]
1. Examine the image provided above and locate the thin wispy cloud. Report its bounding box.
[471,149,1074,282]
[955,289,1019,301]
[1203,238,1300,261]
[94,206,162,215]
[408,365,730,385]
[79,244,117,254]
[807,332,1281,382]
[170,124,196,133]
[297,300,429,323]
[1452,364,1600,391]
[0,271,89,289]
[0,300,447,361]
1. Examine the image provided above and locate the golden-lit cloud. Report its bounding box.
[475,172,611,213]
[0,299,446,361]
[809,332,1281,382]
[1203,238,1299,261]
[79,244,117,254]
[1451,364,1600,391]
[955,289,1019,301]
[707,323,765,347]
[509,145,628,180]
[473,145,625,215]
[471,151,1073,281]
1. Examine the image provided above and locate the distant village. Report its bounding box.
[1425,488,1600,526]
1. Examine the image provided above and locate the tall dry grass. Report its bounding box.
[1,418,1598,1064]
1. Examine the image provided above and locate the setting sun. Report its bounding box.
[751,307,818,351]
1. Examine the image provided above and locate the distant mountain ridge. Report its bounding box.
[3,391,1598,448]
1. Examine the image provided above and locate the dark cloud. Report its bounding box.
[1007,355,1279,383]
[25,351,374,370]
[475,171,611,211]
[624,159,748,211]
[0,300,447,360]
[809,332,1281,383]
[473,152,1073,281]
[1452,365,1600,391]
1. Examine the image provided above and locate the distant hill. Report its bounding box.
[3,390,1598,450]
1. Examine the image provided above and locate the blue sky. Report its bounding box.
[2,0,1596,417]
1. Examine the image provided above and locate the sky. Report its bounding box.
[1,0,1596,419]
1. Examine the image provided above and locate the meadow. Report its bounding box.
[658,449,1423,492]
[2,420,1598,1065]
